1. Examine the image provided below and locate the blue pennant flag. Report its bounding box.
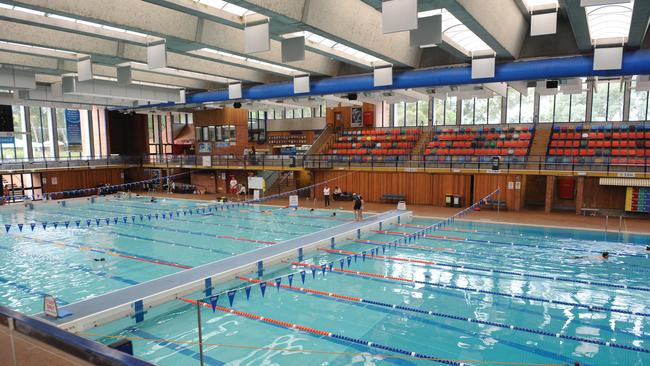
[328,262,333,271]
[147,214,151,221]
[154,214,159,220]
[122,217,127,223]
[347,256,352,268]
[227,290,236,306]
[169,212,174,219]
[339,259,344,270]
[139,215,144,221]
[30,223,36,231]
[274,277,282,291]
[321,265,326,276]
[382,245,386,254]
[287,274,294,288]
[4,224,10,233]
[105,218,110,225]
[183,211,187,216]
[311,267,317,279]
[188,210,193,216]
[260,282,267,297]
[370,248,375,256]
[86,219,91,227]
[42,222,48,230]
[113,217,118,224]
[175,211,179,217]
[95,218,100,226]
[75,220,80,228]
[362,251,366,261]
[17,223,23,232]
[162,213,166,219]
[209,295,219,312]
[300,270,306,284]
[64,221,70,229]
[131,216,136,223]
[208,207,212,212]
[53,222,58,229]
[245,286,251,300]
[354,254,358,262]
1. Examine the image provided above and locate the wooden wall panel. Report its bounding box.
[42,168,124,194]
[473,174,524,211]
[312,171,471,206]
[524,175,546,207]
[582,177,626,210]
[325,103,374,129]
[193,108,248,155]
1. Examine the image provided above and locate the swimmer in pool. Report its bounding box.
[571,251,609,260]
[261,210,273,215]
[331,212,336,217]
[93,258,105,262]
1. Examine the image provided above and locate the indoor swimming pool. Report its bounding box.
[83,216,650,366]
[0,196,350,314]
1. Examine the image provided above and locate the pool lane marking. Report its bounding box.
[237,276,649,354]
[373,229,649,259]
[0,275,70,305]
[290,261,650,318]
[178,297,463,365]
[318,248,650,293]
[26,235,192,270]
[133,330,226,366]
[353,239,455,252]
[44,209,281,247]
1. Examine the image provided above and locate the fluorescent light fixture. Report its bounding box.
[585,0,634,43]
[418,9,492,56]
[194,0,258,17]
[282,31,386,67]
[192,48,301,76]
[522,0,558,11]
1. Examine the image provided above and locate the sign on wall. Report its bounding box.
[289,195,299,208]
[198,142,212,153]
[351,107,363,127]
[64,109,82,147]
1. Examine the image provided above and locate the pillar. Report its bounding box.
[575,176,585,215]
[544,175,555,213]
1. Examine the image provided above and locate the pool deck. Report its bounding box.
[43,209,410,333]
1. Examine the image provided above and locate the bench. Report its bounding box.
[485,199,506,210]
[581,208,599,216]
[381,194,406,203]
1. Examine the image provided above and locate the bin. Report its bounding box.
[445,194,453,207]
[452,195,462,208]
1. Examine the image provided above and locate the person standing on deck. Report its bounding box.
[323,184,331,207]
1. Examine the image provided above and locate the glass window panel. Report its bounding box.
[474,98,488,125]
[303,107,312,118]
[506,88,520,124]
[286,109,293,119]
[488,96,501,124]
[591,82,608,121]
[461,99,474,125]
[445,97,457,125]
[569,92,587,122]
[538,95,554,123]
[29,106,44,159]
[629,83,648,121]
[79,110,92,157]
[520,88,535,123]
[393,103,405,127]
[554,93,570,122]
[433,98,445,125]
[405,102,417,126]
[417,100,429,126]
[607,82,624,121]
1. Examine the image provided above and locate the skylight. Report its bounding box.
[521,0,558,11]
[194,0,257,17]
[191,48,301,76]
[585,0,634,43]
[283,31,384,67]
[417,9,492,56]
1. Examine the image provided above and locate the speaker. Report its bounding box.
[347,93,358,101]
[546,80,558,89]
[233,102,242,109]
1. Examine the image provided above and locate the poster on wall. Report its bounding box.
[0,105,15,144]
[64,109,82,148]
[198,142,212,153]
[351,107,363,127]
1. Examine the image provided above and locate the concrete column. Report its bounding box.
[544,175,556,213]
[575,176,585,215]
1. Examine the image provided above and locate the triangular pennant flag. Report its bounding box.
[131,216,136,223]
[354,254,358,262]
[4,224,11,233]
[245,286,251,300]
[321,265,327,275]
[274,277,282,291]
[209,295,219,312]
[17,223,23,232]
[154,214,159,220]
[75,220,80,228]
[287,274,294,288]
[162,213,166,219]
[347,256,352,268]
[95,218,100,226]
[113,217,118,224]
[105,218,110,225]
[123,217,127,223]
[339,259,344,270]
[328,262,333,271]
[311,267,317,279]
[147,214,151,221]
[227,290,236,306]
[42,222,48,230]
[86,219,92,227]
[260,282,267,297]
[382,245,386,254]
[362,252,366,261]
[140,215,144,221]
[64,221,70,229]
[300,270,306,284]
[30,223,36,231]
[53,222,59,229]
[183,211,187,216]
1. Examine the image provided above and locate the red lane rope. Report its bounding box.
[291,262,415,283]
[397,223,478,233]
[238,276,362,302]
[216,235,277,245]
[353,239,455,252]
[318,248,439,266]
[371,229,466,241]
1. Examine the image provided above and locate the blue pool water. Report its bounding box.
[0,196,349,314]
[82,214,650,366]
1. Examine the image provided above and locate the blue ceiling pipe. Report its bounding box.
[127,49,650,109]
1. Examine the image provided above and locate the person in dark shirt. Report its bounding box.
[352,193,364,221]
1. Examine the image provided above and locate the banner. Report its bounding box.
[289,195,299,208]
[64,109,82,147]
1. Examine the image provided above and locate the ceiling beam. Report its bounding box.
[562,0,592,52]
[232,0,421,67]
[4,0,338,76]
[628,0,650,48]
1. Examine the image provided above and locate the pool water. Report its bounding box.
[86,216,650,366]
[0,196,350,314]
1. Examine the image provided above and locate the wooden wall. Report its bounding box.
[473,174,524,211]
[313,171,472,206]
[193,108,248,155]
[325,103,375,129]
[524,175,547,207]
[41,168,123,193]
[582,177,626,210]
[106,111,148,156]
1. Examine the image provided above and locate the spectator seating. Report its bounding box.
[328,128,422,161]
[424,126,534,163]
[547,124,650,166]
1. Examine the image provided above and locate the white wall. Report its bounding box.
[267,117,326,131]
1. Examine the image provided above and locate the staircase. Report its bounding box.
[412,127,434,155]
[527,124,552,168]
[306,126,336,155]
[265,171,297,195]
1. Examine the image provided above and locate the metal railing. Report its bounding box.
[0,155,141,171]
[143,154,304,170]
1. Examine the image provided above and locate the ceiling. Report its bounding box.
[0,0,648,109]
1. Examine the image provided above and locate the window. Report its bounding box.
[393,103,405,127]
[2,173,42,201]
[381,101,390,127]
[569,92,587,122]
[29,106,54,159]
[3,106,28,160]
[91,107,108,157]
[538,95,554,123]
[592,81,624,122]
[629,81,649,121]
[404,102,416,126]
[55,108,82,159]
[446,97,458,125]
[461,99,474,125]
[286,109,293,119]
[417,100,429,126]
[433,97,457,125]
[302,107,312,118]
[461,97,498,125]
[487,97,501,124]
[506,87,534,124]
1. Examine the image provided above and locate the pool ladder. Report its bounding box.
[603,215,626,233]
